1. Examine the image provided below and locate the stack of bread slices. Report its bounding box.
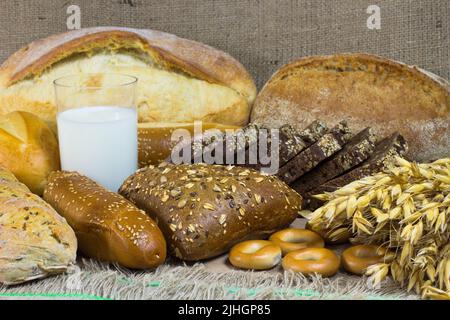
[175,120,408,209]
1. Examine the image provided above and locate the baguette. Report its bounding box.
[0,167,76,285]
[119,163,302,261]
[43,171,166,269]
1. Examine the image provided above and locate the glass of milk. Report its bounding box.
[54,73,138,191]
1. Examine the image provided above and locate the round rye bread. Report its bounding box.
[250,53,450,162]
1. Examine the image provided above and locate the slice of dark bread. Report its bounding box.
[278,121,328,167]
[170,124,260,165]
[277,121,352,184]
[305,132,408,209]
[291,127,378,194]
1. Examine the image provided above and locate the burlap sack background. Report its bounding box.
[0,0,448,88]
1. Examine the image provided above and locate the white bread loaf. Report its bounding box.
[0,27,256,129]
[0,111,60,195]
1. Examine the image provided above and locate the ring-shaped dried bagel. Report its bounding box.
[228,240,282,270]
[342,244,393,275]
[282,247,340,277]
[269,228,325,255]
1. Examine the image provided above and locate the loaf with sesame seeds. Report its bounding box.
[0,167,76,285]
[119,163,302,261]
[43,171,166,269]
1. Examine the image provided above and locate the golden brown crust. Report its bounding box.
[251,53,450,162]
[281,247,340,277]
[43,171,167,269]
[269,228,325,255]
[0,111,60,195]
[342,244,393,275]
[228,240,282,270]
[0,27,256,103]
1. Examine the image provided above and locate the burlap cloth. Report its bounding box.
[0,0,447,299]
[0,0,448,88]
[0,218,419,300]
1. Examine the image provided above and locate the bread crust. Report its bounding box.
[43,171,167,269]
[0,27,256,103]
[0,111,60,195]
[0,167,76,285]
[119,163,302,261]
[251,53,450,161]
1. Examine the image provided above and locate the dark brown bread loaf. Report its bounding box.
[43,171,167,269]
[170,123,260,165]
[277,121,352,184]
[278,121,328,167]
[119,163,302,261]
[305,132,408,209]
[291,127,378,194]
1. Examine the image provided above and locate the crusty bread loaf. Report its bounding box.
[119,163,302,261]
[305,132,408,209]
[251,53,450,161]
[43,171,166,269]
[0,111,60,195]
[0,167,76,285]
[0,27,256,130]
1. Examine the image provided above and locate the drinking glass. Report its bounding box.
[54,73,138,191]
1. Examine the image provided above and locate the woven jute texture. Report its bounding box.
[0,0,448,88]
[0,218,420,300]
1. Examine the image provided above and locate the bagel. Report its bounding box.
[282,248,340,277]
[305,222,351,245]
[342,244,393,275]
[229,240,281,270]
[269,228,324,254]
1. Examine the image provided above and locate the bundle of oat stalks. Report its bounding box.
[306,157,450,300]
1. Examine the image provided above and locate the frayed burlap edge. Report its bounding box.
[0,259,418,300]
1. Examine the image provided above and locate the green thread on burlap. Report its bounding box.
[0,292,111,300]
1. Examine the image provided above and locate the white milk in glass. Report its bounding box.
[57,106,138,191]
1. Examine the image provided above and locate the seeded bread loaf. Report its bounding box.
[43,171,166,269]
[139,123,240,167]
[278,121,328,167]
[119,163,302,261]
[0,167,76,285]
[292,127,378,194]
[277,121,352,184]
